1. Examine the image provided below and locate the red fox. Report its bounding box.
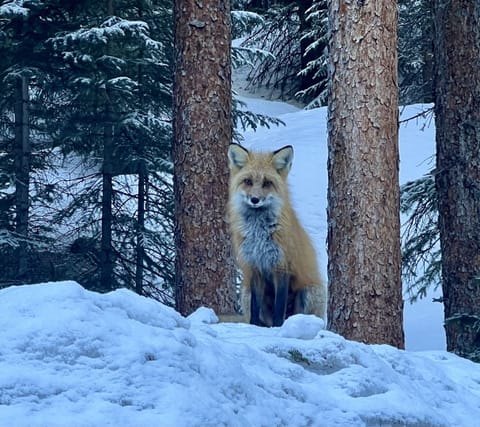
[227,143,326,327]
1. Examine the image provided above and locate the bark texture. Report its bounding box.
[327,0,404,348]
[173,0,236,316]
[433,1,480,360]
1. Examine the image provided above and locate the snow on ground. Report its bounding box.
[0,281,479,427]
[1,99,468,426]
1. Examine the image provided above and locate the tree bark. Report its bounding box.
[14,75,30,281]
[327,0,404,348]
[433,0,480,360]
[173,0,237,316]
[135,161,146,295]
[100,115,114,293]
[100,0,115,293]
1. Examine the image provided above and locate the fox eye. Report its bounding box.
[263,179,273,188]
[243,178,253,186]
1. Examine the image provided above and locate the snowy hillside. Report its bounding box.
[0,281,479,427]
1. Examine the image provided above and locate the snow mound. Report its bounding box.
[277,313,325,339]
[187,306,219,325]
[0,282,479,427]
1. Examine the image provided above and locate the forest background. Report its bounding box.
[1,0,478,361]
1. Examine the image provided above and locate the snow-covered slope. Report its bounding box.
[0,281,478,427]
[237,97,444,351]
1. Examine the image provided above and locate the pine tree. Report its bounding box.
[47,1,174,295]
[433,0,480,361]
[0,0,66,284]
[173,0,237,316]
[327,0,404,348]
[0,0,174,297]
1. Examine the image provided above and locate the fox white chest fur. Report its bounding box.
[227,143,326,327]
[233,193,284,274]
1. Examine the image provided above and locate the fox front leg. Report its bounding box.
[273,271,290,327]
[250,270,267,326]
[293,289,306,315]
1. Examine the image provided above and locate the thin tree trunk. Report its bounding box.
[14,75,30,281]
[173,0,237,316]
[135,9,145,296]
[100,113,114,292]
[433,0,480,360]
[327,0,404,348]
[135,161,146,295]
[100,0,115,292]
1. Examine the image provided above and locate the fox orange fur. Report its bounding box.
[227,143,326,327]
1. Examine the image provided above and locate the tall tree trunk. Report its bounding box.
[100,0,115,292]
[100,113,114,292]
[433,0,480,360]
[327,0,404,348]
[173,0,237,316]
[14,75,30,281]
[135,161,146,295]
[135,20,145,297]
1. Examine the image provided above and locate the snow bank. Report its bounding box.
[0,282,479,427]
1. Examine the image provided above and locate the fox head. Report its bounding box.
[227,144,293,211]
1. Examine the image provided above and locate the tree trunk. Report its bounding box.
[433,0,480,360]
[173,0,237,316]
[100,115,114,292]
[100,0,115,293]
[327,0,404,348]
[135,161,146,295]
[14,75,30,281]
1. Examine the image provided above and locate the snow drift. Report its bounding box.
[0,281,479,427]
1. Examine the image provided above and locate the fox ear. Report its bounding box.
[228,144,249,169]
[272,145,293,175]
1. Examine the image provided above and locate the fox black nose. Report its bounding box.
[251,197,260,205]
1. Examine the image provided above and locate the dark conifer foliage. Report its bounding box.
[401,172,441,302]
[0,0,70,282]
[0,0,174,302]
[238,1,327,103]
[237,0,433,107]
[398,0,433,104]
